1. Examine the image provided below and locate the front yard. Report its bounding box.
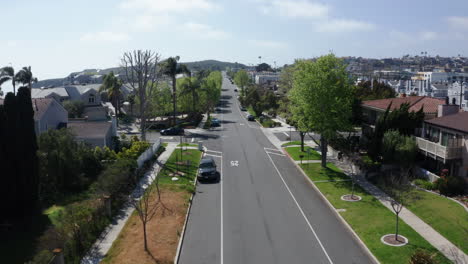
[403,189,468,254]
[102,148,202,264]
[284,146,321,161]
[301,164,450,264]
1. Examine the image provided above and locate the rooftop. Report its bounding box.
[362,96,445,114]
[68,121,112,139]
[0,97,56,121]
[425,111,468,134]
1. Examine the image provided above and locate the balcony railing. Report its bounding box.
[416,137,463,161]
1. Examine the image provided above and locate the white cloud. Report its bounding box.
[120,0,217,14]
[314,19,375,33]
[132,14,173,32]
[447,16,468,30]
[182,22,230,39]
[249,39,287,48]
[420,31,438,41]
[260,0,328,19]
[80,31,130,43]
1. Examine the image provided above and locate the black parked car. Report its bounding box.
[211,118,221,127]
[247,114,255,121]
[198,157,218,182]
[160,127,184,135]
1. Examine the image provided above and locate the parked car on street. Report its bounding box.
[234,88,238,92]
[247,114,255,121]
[211,118,221,127]
[240,106,247,111]
[160,126,184,135]
[198,157,218,182]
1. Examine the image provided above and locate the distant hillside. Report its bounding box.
[181,60,247,71]
[33,60,245,88]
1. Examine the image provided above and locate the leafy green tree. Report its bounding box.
[369,103,424,160]
[63,100,85,118]
[278,64,296,94]
[382,130,418,169]
[100,71,123,116]
[161,56,190,126]
[355,80,396,100]
[15,66,38,89]
[0,66,17,94]
[290,54,354,167]
[178,76,201,116]
[234,69,250,97]
[256,63,273,72]
[200,71,222,118]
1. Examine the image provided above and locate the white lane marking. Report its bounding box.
[160,136,174,140]
[205,154,222,158]
[283,131,290,137]
[265,152,334,264]
[206,149,223,154]
[266,151,286,157]
[220,154,224,264]
[264,147,282,153]
[239,123,245,126]
[230,160,239,167]
[191,138,195,143]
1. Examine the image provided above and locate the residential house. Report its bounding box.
[361,96,445,130]
[416,106,468,182]
[31,84,102,106]
[0,97,68,135]
[68,118,117,148]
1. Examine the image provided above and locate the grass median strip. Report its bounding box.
[102,148,202,264]
[301,164,450,264]
[284,146,321,161]
[402,189,468,254]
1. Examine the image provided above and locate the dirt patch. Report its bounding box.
[341,194,362,202]
[101,188,190,264]
[381,234,408,246]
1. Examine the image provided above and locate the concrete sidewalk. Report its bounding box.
[81,143,177,264]
[332,158,468,263]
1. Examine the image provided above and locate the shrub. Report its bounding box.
[414,179,436,190]
[435,176,466,197]
[361,155,381,172]
[409,249,437,264]
[203,116,212,129]
[25,250,54,264]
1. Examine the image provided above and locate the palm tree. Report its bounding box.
[161,56,190,126]
[15,66,38,90]
[100,71,123,117]
[0,66,17,94]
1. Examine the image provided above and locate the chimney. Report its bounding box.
[438,103,459,117]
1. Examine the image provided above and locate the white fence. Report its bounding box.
[137,139,161,168]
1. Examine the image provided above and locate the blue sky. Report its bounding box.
[1,0,468,93]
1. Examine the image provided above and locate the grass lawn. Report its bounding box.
[102,148,202,264]
[284,146,321,161]
[281,141,302,147]
[177,143,198,147]
[162,142,168,148]
[300,163,349,182]
[403,189,468,254]
[43,205,65,227]
[302,164,450,264]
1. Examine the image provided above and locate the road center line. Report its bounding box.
[265,152,334,264]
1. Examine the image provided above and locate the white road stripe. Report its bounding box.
[283,131,290,137]
[206,149,223,154]
[220,154,224,264]
[266,151,286,157]
[265,152,334,264]
[191,138,195,143]
[204,154,222,158]
[264,147,282,153]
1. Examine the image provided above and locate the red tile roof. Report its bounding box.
[425,111,468,134]
[362,96,444,114]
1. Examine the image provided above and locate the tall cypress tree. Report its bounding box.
[16,87,39,216]
[3,92,19,218]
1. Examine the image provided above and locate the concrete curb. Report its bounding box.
[283,148,381,264]
[173,150,203,264]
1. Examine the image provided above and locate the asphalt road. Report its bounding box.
[178,73,373,264]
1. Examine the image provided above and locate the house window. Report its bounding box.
[89,94,95,103]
